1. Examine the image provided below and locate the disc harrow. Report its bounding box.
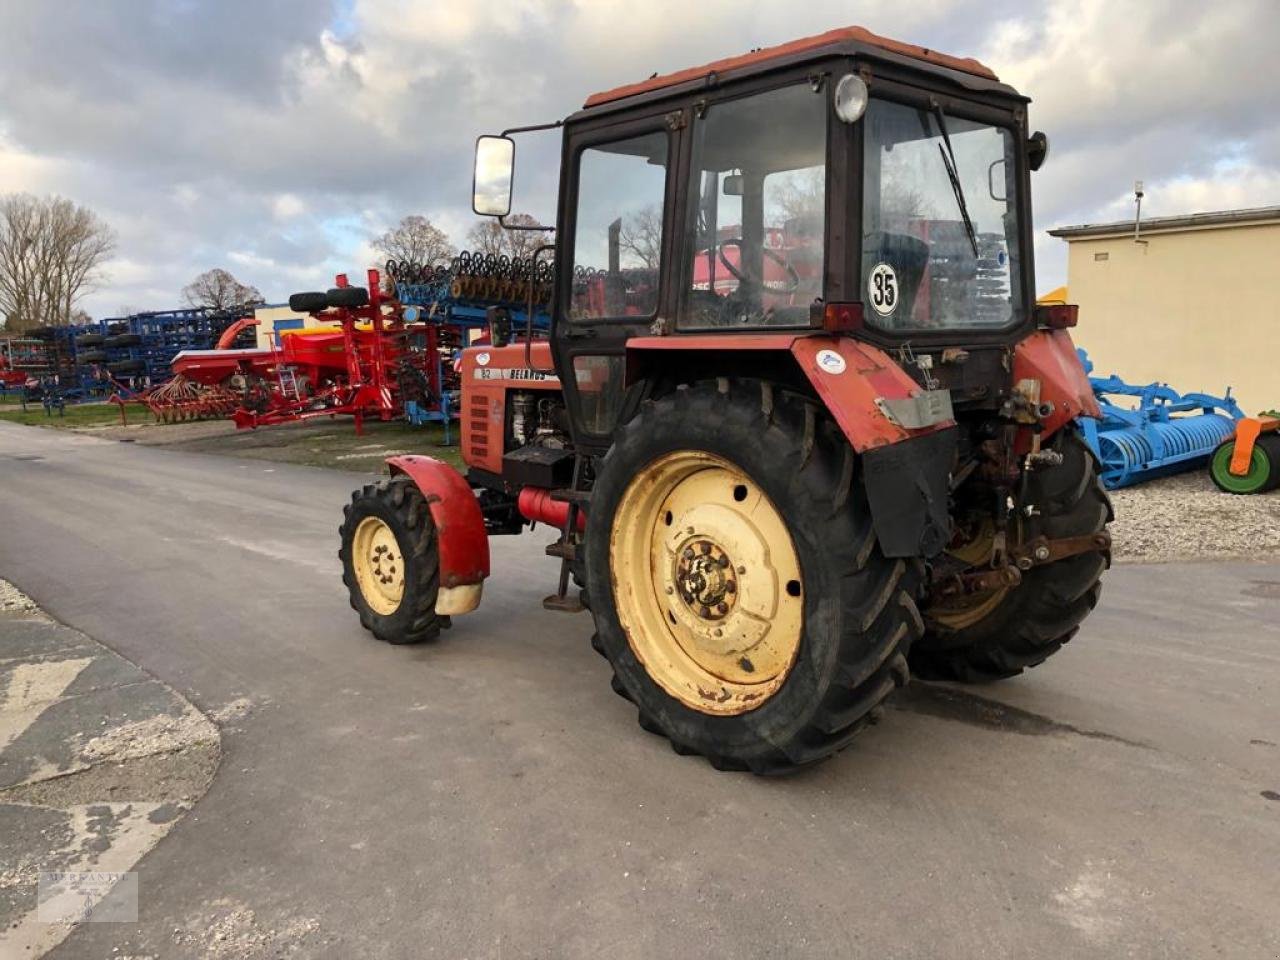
[386,250,554,307]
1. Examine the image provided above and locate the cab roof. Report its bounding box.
[583,26,1000,109]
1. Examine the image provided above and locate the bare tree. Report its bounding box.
[182,268,264,315]
[466,219,506,259]
[373,215,455,267]
[0,193,115,332]
[618,204,662,269]
[768,168,825,229]
[464,213,553,263]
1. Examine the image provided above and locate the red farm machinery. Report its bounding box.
[168,271,441,432]
[337,26,1113,774]
[165,256,551,432]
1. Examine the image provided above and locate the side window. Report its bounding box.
[570,131,668,320]
[683,82,827,328]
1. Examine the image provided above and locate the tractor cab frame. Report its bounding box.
[481,27,1054,462]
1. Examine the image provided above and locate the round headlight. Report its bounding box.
[834,73,868,124]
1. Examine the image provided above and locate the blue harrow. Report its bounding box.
[1076,350,1243,489]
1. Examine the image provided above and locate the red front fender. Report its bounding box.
[385,455,489,615]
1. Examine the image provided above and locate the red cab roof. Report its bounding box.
[584,26,998,108]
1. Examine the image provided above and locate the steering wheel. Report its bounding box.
[716,238,801,296]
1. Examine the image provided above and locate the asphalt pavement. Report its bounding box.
[0,422,1277,959]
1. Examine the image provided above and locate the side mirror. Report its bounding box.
[473,136,515,217]
[722,174,744,197]
[1027,131,1049,172]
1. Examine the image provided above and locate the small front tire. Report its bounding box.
[339,476,445,644]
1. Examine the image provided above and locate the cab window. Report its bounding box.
[569,131,668,320]
[861,98,1022,330]
[681,82,827,328]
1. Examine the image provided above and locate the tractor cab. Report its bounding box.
[474,26,1052,453]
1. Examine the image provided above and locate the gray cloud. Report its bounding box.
[0,0,1275,317]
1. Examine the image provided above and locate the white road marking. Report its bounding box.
[0,658,92,754]
[0,802,178,957]
[215,535,332,574]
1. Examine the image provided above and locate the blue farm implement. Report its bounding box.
[3,310,250,404]
[385,251,553,433]
[1077,350,1243,489]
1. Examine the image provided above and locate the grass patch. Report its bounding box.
[158,418,465,473]
[0,398,464,473]
[0,401,146,428]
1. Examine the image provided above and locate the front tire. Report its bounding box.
[913,429,1112,682]
[584,380,922,774]
[339,476,445,644]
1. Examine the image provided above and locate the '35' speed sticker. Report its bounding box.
[867,263,898,317]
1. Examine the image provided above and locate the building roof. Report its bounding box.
[1049,205,1280,240]
[583,26,998,109]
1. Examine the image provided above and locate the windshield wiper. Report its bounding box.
[931,104,980,258]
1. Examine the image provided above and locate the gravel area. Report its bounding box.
[0,579,40,617]
[1109,470,1280,562]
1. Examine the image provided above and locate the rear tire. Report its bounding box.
[339,476,445,644]
[913,429,1111,682]
[584,380,922,774]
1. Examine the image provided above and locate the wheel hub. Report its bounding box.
[609,451,804,716]
[352,516,405,615]
[674,539,737,620]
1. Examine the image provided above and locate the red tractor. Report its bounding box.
[339,26,1111,773]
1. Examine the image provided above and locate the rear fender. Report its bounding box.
[1012,329,1100,438]
[625,335,957,557]
[385,455,489,615]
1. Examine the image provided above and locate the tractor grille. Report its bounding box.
[468,394,490,460]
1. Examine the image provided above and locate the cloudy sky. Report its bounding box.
[1,0,1276,318]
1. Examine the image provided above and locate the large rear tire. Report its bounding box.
[584,380,922,774]
[912,429,1111,682]
[339,476,446,644]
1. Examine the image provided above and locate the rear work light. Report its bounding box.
[817,301,865,332]
[1035,303,1079,329]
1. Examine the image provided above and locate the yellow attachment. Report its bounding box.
[351,516,405,615]
[610,451,804,716]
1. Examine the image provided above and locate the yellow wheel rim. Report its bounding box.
[928,519,1009,631]
[351,516,405,616]
[610,451,804,716]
